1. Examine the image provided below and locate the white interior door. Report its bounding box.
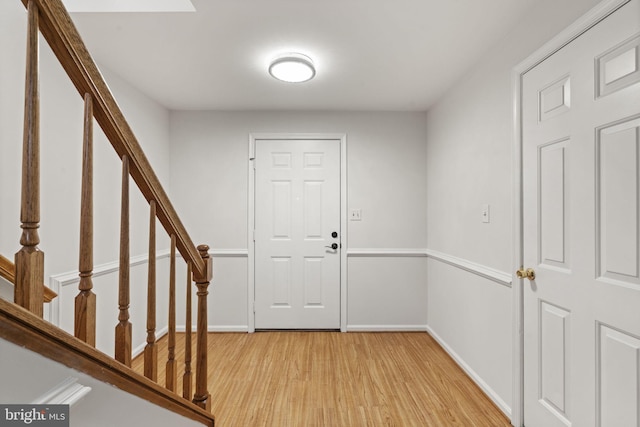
[522,1,640,426]
[254,139,341,329]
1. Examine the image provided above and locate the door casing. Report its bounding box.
[511,1,630,425]
[248,133,348,333]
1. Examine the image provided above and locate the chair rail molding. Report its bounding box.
[347,248,428,257]
[347,247,513,289]
[48,250,172,326]
[425,249,512,287]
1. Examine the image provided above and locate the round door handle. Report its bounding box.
[325,243,338,250]
[516,268,536,281]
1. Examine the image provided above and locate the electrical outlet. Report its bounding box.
[350,209,362,221]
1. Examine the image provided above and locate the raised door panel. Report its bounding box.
[270,257,292,307]
[596,118,640,287]
[596,34,640,98]
[271,180,292,240]
[538,301,571,426]
[597,324,640,427]
[303,181,324,240]
[538,139,571,270]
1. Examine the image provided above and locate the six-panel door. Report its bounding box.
[522,1,640,425]
[254,139,341,329]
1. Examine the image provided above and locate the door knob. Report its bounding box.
[516,268,536,281]
[325,243,338,250]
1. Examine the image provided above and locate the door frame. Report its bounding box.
[247,133,348,333]
[510,1,630,425]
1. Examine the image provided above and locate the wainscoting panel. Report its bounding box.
[426,255,513,418]
[50,251,171,357]
[346,251,427,331]
[49,249,251,358]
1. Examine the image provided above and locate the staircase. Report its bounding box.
[1,0,215,425]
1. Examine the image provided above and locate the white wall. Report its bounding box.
[169,111,428,330]
[0,0,173,356]
[424,0,602,418]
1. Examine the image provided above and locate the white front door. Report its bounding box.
[522,1,640,426]
[254,139,341,329]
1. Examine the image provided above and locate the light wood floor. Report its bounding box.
[133,332,511,427]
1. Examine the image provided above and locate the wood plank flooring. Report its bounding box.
[133,332,511,426]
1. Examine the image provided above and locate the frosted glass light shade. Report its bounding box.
[269,53,316,83]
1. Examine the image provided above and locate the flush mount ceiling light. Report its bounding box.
[269,53,316,83]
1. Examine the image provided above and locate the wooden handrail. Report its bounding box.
[0,298,214,427]
[0,255,14,284]
[19,0,206,280]
[0,254,57,303]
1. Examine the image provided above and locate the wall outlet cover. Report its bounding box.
[481,204,490,223]
[350,209,362,221]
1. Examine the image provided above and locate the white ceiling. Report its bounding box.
[67,0,537,111]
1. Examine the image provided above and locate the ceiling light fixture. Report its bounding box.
[269,53,316,83]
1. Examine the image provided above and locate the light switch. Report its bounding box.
[481,204,490,223]
[350,209,362,221]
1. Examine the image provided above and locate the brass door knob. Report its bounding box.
[516,268,536,281]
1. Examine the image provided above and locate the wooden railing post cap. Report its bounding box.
[197,245,209,258]
[195,245,213,283]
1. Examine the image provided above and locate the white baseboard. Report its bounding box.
[208,325,249,332]
[175,325,249,333]
[347,248,427,257]
[131,324,249,358]
[347,324,428,332]
[426,325,512,418]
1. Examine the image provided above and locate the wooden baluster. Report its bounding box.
[183,261,193,400]
[115,156,132,366]
[166,235,177,392]
[144,201,158,381]
[15,0,44,317]
[75,93,96,346]
[192,245,212,411]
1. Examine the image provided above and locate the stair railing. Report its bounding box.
[11,0,213,418]
[0,254,57,303]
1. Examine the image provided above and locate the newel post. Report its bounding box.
[192,244,212,411]
[15,0,44,317]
